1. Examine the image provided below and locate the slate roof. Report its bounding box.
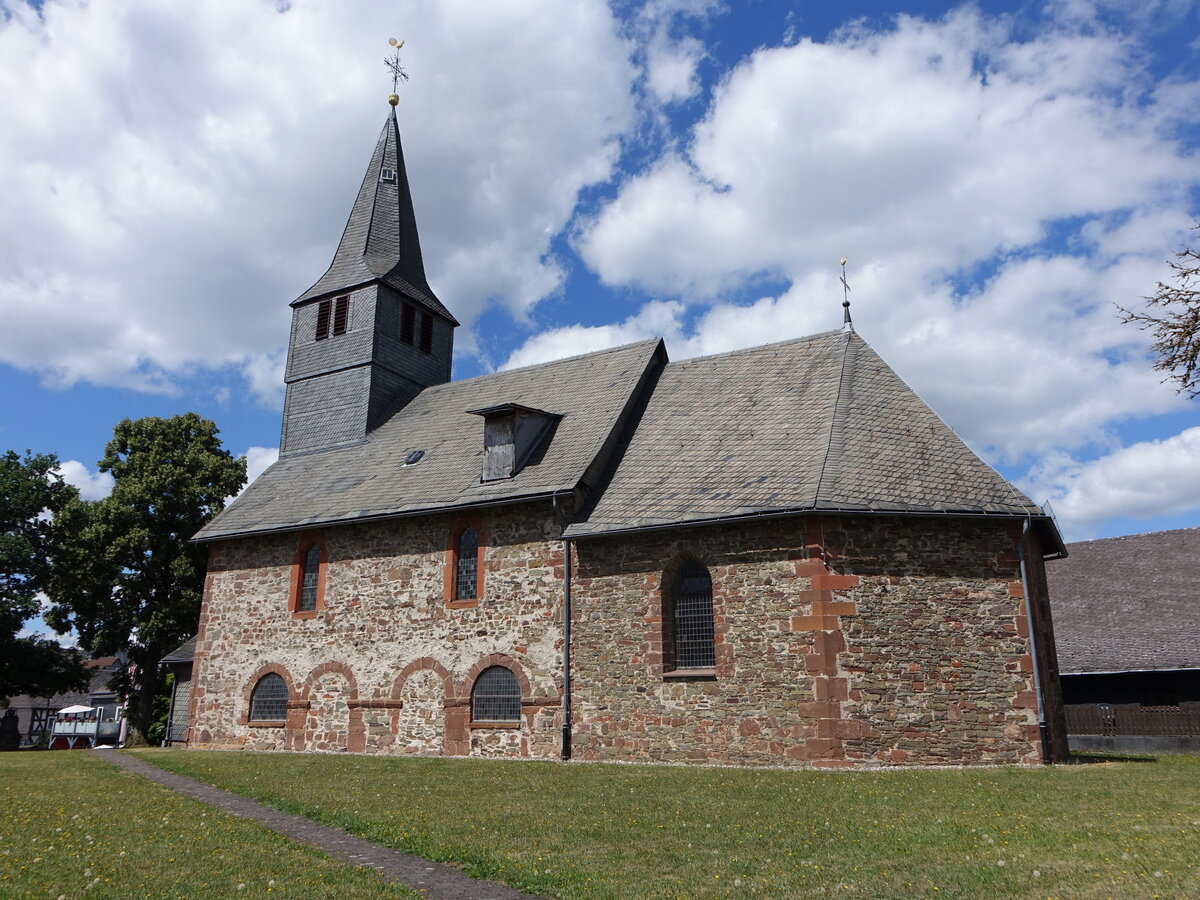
[194,339,663,540]
[564,329,1047,537]
[1047,527,1200,674]
[199,326,1059,549]
[162,637,196,666]
[294,108,457,325]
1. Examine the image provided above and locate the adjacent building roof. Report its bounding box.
[195,339,663,540]
[162,637,196,666]
[566,329,1046,537]
[293,108,457,325]
[1048,527,1200,674]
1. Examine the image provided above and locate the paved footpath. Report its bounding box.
[95,750,545,900]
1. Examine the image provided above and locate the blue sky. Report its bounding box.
[1,0,1199,555]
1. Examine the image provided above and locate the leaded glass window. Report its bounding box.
[672,561,715,668]
[455,527,478,601]
[471,666,520,723]
[249,673,288,722]
[299,543,321,612]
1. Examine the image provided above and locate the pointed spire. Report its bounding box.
[294,104,457,325]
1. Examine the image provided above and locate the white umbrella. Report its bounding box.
[57,705,93,714]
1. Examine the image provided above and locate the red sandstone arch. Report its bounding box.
[460,653,533,701]
[299,660,364,753]
[390,657,455,701]
[239,663,297,726]
[300,660,360,700]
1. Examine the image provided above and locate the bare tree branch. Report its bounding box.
[1118,222,1200,398]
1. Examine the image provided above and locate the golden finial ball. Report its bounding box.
[388,93,400,106]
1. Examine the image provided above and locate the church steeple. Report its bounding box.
[293,105,456,325]
[280,98,458,456]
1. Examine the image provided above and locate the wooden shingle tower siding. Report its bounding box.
[281,106,458,455]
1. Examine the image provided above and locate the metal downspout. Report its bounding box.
[561,538,572,760]
[162,679,177,748]
[1018,519,1050,762]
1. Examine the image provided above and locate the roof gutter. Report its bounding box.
[1061,667,1200,677]
[568,504,1067,558]
[192,489,577,544]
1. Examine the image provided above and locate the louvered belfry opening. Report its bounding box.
[315,299,332,340]
[332,295,350,335]
[418,309,433,353]
[455,526,479,601]
[471,666,521,723]
[299,544,321,612]
[672,560,715,668]
[249,673,288,721]
[400,302,416,345]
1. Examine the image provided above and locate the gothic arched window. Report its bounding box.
[299,544,321,612]
[670,560,715,669]
[290,534,326,617]
[454,526,479,602]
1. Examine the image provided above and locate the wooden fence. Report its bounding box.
[1065,704,1200,737]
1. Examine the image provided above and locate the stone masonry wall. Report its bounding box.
[191,507,1054,767]
[188,502,566,758]
[569,515,1045,767]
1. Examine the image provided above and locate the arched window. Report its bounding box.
[290,533,326,617]
[299,544,321,612]
[471,666,520,723]
[671,560,715,669]
[454,527,479,602]
[249,673,289,722]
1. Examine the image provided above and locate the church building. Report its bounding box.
[187,97,1069,767]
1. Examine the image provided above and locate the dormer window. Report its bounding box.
[380,167,396,183]
[315,296,350,341]
[467,403,560,482]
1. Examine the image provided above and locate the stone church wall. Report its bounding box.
[190,508,1051,767]
[569,514,1045,767]
[188,502,567,758]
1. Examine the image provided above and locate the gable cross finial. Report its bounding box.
[839,256,854,331]
[386,38,409,105]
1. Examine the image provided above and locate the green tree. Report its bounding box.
[1120,222,1200,397]
[46,414,246,741]
[0,450,88,704]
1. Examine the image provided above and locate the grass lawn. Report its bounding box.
[0,750,419,899]
[136,749,1200,900]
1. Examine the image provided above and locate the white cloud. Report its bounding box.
[560,5,1199,464]
[0,0,636,398]
[629,0,723,112]
[1024,427,1200,539]
[244,446,280,486]
[56,460,115,501]
[645,33,706,104]
[502,301,686,369]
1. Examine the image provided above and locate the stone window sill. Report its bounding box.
[445,599,480,610]
[468,721,519,729]
[247,720,286,728]
[291,610,319,620]
[663,667,717,680]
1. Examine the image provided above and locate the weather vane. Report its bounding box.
[839,256,854,330]
[385,37,409,105]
